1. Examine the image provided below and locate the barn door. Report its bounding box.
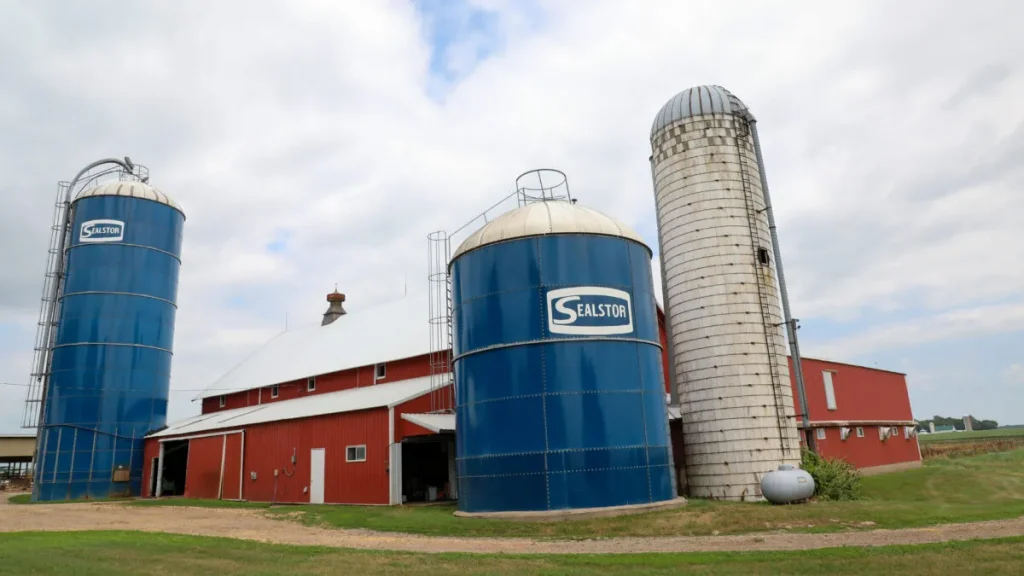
[309,448,325,504]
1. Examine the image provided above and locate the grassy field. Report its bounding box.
[124,449,1024,539]
[918,428,1024,443]
[0,531,1022,575]
[918,428,1024,459]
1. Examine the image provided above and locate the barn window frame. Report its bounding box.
[822,370,837,411]
[270,385,279,399]
[375,363,386,381]
[346,445,367,463]
[816,428,826,440]
[855,426,865,438]
[307,376,316,392]
[218,395,226,408]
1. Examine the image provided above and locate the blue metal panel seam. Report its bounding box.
[626,240,654,502]
[67,243,183,262]
[451,336,661,362]
[534,236,552,510]
[61,291,179,307]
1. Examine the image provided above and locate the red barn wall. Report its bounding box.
[394,390,449,440]
[241,409,390,504]
[141,439,160,497]
[202,354,433,415]
[184,436,224,499]
[786,357,921,472]
[148,407,392,504]
[814,426,922,470]
[789,357,914,422]
[222,434,243,500]
[658,310,671,395]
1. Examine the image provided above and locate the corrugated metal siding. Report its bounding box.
[223,434,243,500]
[658,310,670,395]
[185,436,223,499]
[790,357,914,422]
[393,392,439,440]
[815,426,921,468]
[141,439,160,497]
[204,354,433,415]
[240,409,390,504]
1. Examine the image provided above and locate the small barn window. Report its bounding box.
[757,247,770,266]
[307,377,316,392]
[822,371,837,411]
[816,428,826,440]
[218,395,226,408]
[346,445,366,462]
[855,426,865,438]
[270,385,279,399]
[375,363,386,380]
[904,426,913,439]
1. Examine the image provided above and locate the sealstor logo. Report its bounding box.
[546,286,634,336]
[79,219,125,243]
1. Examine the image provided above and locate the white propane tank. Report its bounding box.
[761,464,815,504]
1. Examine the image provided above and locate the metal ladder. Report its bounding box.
[734,119,792,455]
[427,231,454,413]
[22,183,73,428]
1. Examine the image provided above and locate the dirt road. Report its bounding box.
[2,492,1022,554]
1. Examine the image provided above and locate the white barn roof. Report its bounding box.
[196,294,431,400]
[155,375,436,438]
[401,412,456,433]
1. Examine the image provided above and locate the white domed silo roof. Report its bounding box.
[75,180,183,214]
[450,201,647,261]
[651,85,750,138]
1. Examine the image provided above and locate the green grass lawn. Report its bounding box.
[919,427,1024,443]
[0,531,1021,575]
[121,449,1024,539]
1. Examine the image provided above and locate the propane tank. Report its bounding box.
[761,464,815,504]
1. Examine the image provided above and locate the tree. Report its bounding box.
[915,415,998,431]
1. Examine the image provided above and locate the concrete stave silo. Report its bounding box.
[34,180,184,501]
[449,199,677,515]
[650,85,801,501]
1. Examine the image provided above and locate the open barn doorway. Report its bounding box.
[158,440,188,497]
[401,436,455,503]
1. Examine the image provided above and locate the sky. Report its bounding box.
[0,0,1021,433]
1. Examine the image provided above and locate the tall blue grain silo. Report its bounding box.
[34,180,184,501]
[450,200,677,515]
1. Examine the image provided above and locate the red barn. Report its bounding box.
[143,292,920,503]
[788,357,922,475]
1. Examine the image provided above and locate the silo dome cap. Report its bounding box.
[450,200,648,262]
[651,85,751,138]
[74,180,183,214]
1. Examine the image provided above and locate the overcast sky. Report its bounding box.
[1,0,1021,433]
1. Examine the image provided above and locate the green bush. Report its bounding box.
[801,448,862,501]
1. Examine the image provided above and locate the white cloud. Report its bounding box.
[809,302,1024,359]
[1,0,1022,432]
[1006,364,1024,383]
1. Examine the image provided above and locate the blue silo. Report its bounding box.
[34,181,184,501]
[450,200,675,514]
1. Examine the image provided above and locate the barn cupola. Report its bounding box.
[322,287,347,326]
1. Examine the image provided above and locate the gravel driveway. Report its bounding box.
[2,492,1022,554]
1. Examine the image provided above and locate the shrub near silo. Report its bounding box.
[800,448,862,501]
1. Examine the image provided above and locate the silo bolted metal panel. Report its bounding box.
[450,199,675,514]
[35,180,184,501]
[649,85,801,501]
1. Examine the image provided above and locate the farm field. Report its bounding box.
[123,449,1024,539]
[0,531,1022,575]
[918,428,1024,443]
[918,428,1024,459]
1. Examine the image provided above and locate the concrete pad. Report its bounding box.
[453,497,687,522]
